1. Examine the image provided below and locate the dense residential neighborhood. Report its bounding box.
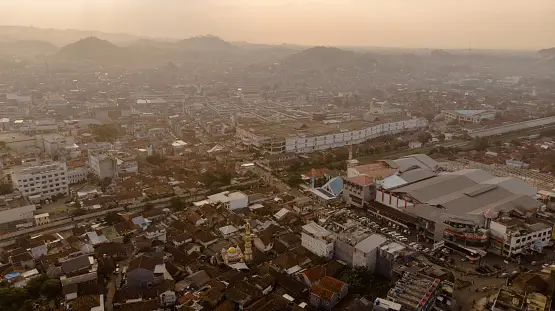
[0,17,555,311]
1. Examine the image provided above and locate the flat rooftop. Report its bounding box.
[238,116,412,138]
[302,222,333,238]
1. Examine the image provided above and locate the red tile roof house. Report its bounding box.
[309,276,348,310]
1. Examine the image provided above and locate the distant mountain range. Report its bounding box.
[538,48,555,58]
[0,40,58,56]
[176,35,235,51]
[0,25,141,46]
[278,46,376,70]
[57,37,127,63]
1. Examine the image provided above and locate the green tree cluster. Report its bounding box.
[91,124,120,142]
[146,154,166,165]
[0,183,13,195]
[474,137,490,151]
[201,171,232,188]
[0,274,61,311]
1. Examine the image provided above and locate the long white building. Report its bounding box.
[11,162,69,199]
[236,117,428,154]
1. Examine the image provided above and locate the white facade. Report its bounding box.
[286,118,428,154]
[490,220,552,257]
[89,153,115,179]
[11,162,69,198]
[67,165,88,184]
[301,222,335,259]
[89,152,137,179]
[160,290,177,306]
[0,204,36,224]
[207,191,248,211]
[442,110,496,124]
[237,118,427,154]
[352,234,388,272]
[40,134,75,158]
[34,213,50,226]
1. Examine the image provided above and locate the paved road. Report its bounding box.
[105,276,116,311]
[251,165,302,196]
[355,125,555,165]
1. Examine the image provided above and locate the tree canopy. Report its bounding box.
[0,183,13,195]
[0,274,61,311]
[91,123,120,141]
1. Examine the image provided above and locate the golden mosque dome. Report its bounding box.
[227,246,237,254]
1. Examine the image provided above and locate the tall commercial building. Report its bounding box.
[88,151,138,179]
[11,162,69,199]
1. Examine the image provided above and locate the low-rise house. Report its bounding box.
[219,225,239,237]
[125,254,166,288]
[68,294,104,311]
[310,276,348,310]
[94,242,130,260]
[10,251,35,269]
[27,240,48,259]
[61,254,93,275]
[254,233,274,253]
[144,226,167,242]
[195,229,218,247]
[169,233,193,247]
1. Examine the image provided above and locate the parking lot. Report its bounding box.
[342,206,555,310]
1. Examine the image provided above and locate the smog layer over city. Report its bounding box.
[0,1,555,311]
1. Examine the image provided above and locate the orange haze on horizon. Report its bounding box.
[0,0,553,50]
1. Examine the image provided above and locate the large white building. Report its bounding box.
[89,153,115,180]
[66,161,88,184]
[11,162,69,199]
[490,218,552,258]
[301,222,335,259]
[39,133,75,158]
[375,167,542,250]
[89,151,138,179]
[236,118,428,154]
[442,110,496,124]
[352,234,388,271]
[206,191,248,211]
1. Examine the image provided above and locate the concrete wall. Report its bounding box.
[334,239,354,265]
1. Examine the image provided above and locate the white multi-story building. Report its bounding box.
[66,161,88,184]
[442,110,496,124]
[301,222,335,259]
[89,153,115,180]
[236,118,428,154]
[206,191,248,211]
[88,151,138,179]
[490,218,552,258]
[34,213,50,226]
[11,162,69,199]
[39,133,75,158]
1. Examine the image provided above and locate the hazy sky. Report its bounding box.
[0,0,554,49]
